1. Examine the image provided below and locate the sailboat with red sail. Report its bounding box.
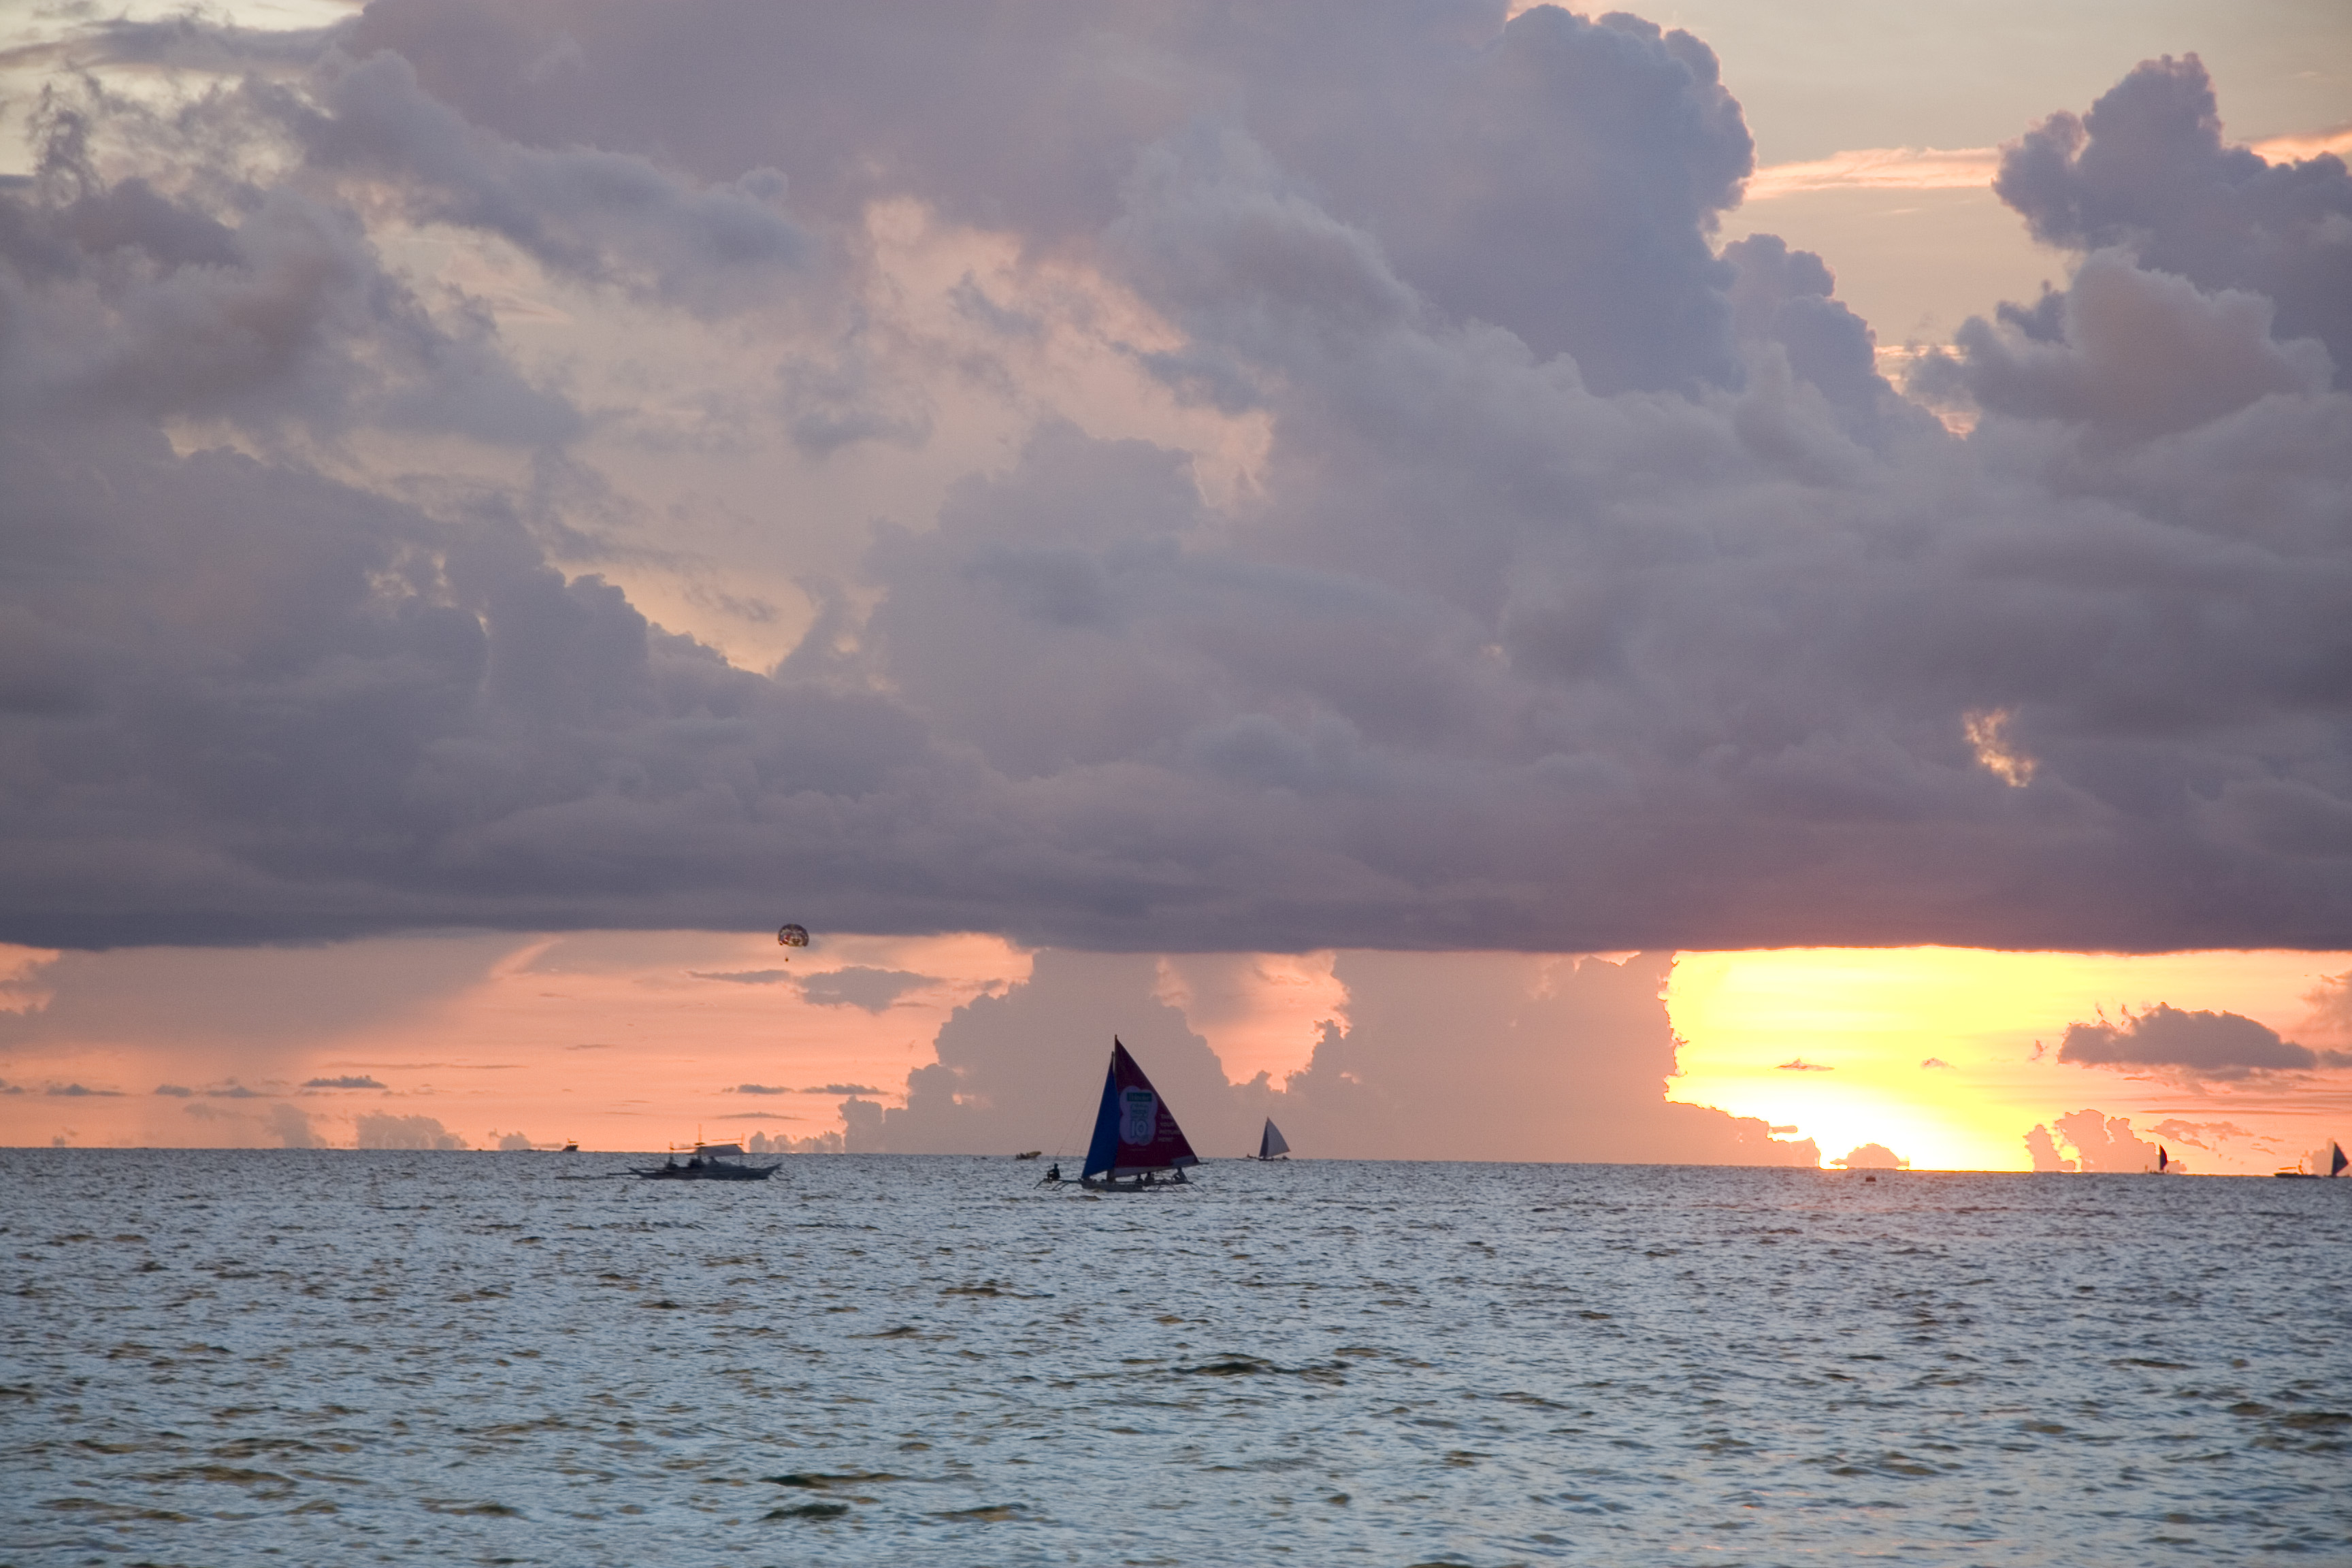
[1080,1039,1200,1192]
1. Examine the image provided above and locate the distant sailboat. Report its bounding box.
[1255,1118,1290,1161]
[2157,1145,2168,1173]
[1079,1039,1199,1192]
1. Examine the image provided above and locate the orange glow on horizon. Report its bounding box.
[1667,947,2352,1174]
[5,937,2347,1173]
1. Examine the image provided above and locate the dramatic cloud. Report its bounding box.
[0,5,2345,963]
[2059,1003,2340,1080]
[1993,54,2352,387]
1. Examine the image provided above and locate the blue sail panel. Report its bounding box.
[1081,1057,1123,1179]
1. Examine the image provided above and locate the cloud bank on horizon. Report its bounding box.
[2,2,2348,958]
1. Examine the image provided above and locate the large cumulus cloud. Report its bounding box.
[1,3,2347,955]
[1993,54,2352,389]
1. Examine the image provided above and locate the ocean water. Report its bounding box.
[3,1152,2348,1567]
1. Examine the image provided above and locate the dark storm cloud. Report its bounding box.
[2059,1003,2341,1080]
[0,7,2347,955]
[1993,54,2352,388]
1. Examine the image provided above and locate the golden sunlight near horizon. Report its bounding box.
[1667,947,2352,1175]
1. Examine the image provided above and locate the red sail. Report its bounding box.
[1082,1039,1200,1178]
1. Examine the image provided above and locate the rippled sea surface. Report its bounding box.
[5,1152,2350,1566]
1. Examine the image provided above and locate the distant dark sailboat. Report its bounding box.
[1079,1039,1199,1192]
[2157,1145,2168,1173]
[1255,1118,1290,1161]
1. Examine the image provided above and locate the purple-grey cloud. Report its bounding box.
[2059,1003,2334,1080]
[304,1075,387,1089]
[687,966,932,1012]
[0,9,2344,961]
[796,968,931,1013]
[1993,54,2352,389]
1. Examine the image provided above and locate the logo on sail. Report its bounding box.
[1120,1088,1158,1145]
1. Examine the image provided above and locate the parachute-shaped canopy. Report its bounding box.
[777,923,810,949]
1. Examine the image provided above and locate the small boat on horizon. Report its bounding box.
[1064,1039,1198,1192]
[2274,1139,2347,1179]
[632,1140,781,1181]
[1254,1118,1290,1161]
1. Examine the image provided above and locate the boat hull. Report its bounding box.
[1078,1172,1190,1192]
[631,1163,779,1181]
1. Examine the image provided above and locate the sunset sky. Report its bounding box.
[2,0,2347,1171]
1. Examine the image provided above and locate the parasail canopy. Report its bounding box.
[777,923,809,948]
